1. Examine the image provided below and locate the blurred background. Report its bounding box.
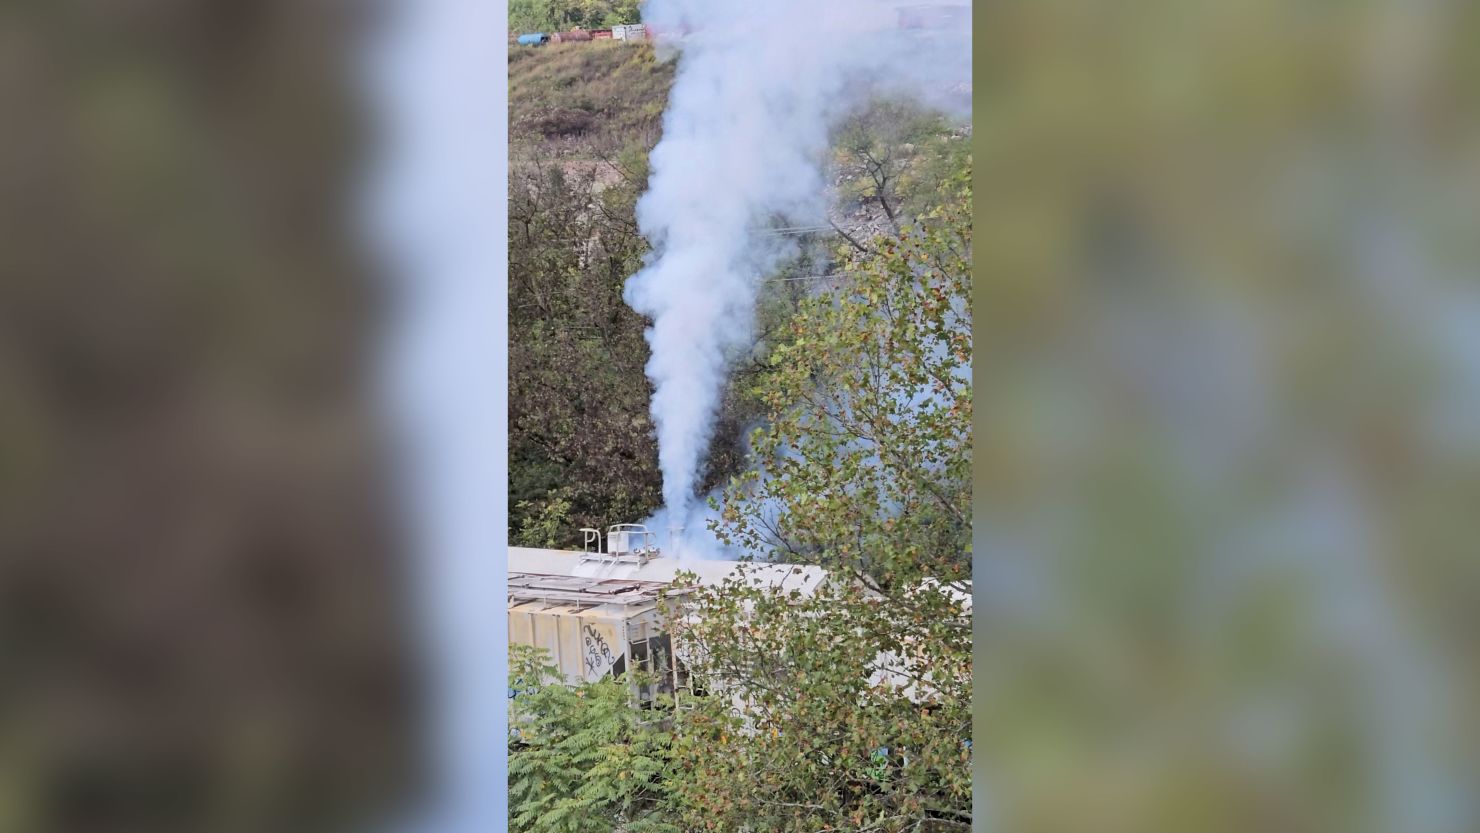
[973,3,1480,832]
[0,3,420,832]
[4,1,1480,833]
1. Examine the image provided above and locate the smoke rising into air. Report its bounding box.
[625,0,970,554]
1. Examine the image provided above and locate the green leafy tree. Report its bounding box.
[833,101,962,233]
[508,645,677,833]
[508,155,662,545]
[514,487,575,547]
[663,574,972,832]
[509,0,640,34]
[598,0,643,28]
[659,163,973,832]
[719,164,973,590]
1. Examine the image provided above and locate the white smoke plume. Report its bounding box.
[625,0,970,554]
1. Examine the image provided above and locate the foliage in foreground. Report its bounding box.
[508,645,675,833]
[657,164,974,832]
[507,167,972,831]
[719,164,973,589]
[663,576,972,832]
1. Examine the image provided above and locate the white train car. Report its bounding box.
[508,524,965,706]
[509,524,827,703]
[508,571,678,699]
[611,23,648,42]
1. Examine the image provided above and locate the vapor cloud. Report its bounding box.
[624,0,970,554]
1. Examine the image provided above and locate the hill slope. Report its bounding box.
[505,41,970,548]
[509,41,673,157]
[508,43,674,546]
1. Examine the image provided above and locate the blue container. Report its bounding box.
[516,33,547,46]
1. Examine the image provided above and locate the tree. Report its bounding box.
[508,153,663,546]
[508,0,640,34]
[508,645,676,833]
[659,162,973,832]
[662,573,972,832]
[718,164,972,590]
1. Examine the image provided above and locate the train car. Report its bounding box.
[612,23,648,42]
[508,523,964,710]
[515,32,549,46]
[552,29,592,43]
[591,28,614,40]
[508,572,679,697]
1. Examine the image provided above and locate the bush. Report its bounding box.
[508,645,677,833]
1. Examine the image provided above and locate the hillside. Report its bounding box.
[506,41,970,549]
[509,41,673,158]
[507,42,675,547]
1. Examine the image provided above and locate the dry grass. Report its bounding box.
[509,41,673,156]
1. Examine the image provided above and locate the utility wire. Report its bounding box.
[753,223,881,236]
[765,272,859,284]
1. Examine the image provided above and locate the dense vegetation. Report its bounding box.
[508,165,973,832]
[507,646,674,832]
[508,43,788,546]
[507,37,974,832]
[509,0,641,35]
[507,43,673,546]
[663,167,974,832]
[507,43,970,548]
